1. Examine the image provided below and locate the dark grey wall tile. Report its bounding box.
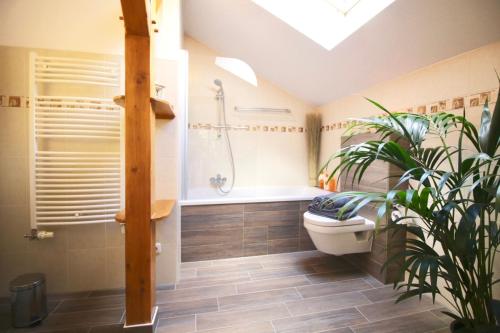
[244,210,298,228]
[181,204,244,216]
[182,228,243,247]
[181,213,243,232]
[181,243,243,262]
[243,227,267,243]
[244,243,268,256]
[268,238,299,254]
[244,201,299,212]
[268,225,299,240]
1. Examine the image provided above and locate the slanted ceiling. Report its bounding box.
[183,0,500,106]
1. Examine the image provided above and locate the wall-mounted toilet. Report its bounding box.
[303,211,375,255]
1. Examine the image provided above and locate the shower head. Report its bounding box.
[214,79,224,99]
[214,79,223,87]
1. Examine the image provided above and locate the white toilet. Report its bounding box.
[303,211,375,255]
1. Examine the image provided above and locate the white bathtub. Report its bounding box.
[180,186,330,206]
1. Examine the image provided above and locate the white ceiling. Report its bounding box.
[183,0,500,106]
[0,0,124,55]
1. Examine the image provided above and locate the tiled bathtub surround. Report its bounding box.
[181,201,315,262]
[0,251,449,333]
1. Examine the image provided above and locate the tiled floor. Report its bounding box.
[1,251,451,333]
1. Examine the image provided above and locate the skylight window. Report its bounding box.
[215,57,258,86]
[253,0,395,50]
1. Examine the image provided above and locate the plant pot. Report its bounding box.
[450,320,500,333]
[450,320,465,332]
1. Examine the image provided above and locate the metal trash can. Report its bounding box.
[9,273,48,328]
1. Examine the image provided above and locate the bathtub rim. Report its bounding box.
[179,186,330,206]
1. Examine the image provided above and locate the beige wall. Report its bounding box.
[319,41,500,169]
[185,36,315,191]
[318,41,500,300]
[0,46,182,296]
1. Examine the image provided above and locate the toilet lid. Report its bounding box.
[304,211,366,227]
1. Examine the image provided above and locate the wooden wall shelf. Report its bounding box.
[115,199,175,223]
[113,95,175,120]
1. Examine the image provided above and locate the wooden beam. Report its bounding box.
[121,0,150,36]
[124,33,155,326]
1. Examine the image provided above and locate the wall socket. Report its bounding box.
[155,242,162,254]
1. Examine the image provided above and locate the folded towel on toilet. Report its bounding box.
[308,194,357,220]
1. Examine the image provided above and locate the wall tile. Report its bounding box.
[67,248,107,291]
[67,224,106,250]
[0,157,28,205]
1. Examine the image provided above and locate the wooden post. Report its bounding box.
[120,0,157,329]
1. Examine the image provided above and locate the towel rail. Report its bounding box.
[29,52,123,228]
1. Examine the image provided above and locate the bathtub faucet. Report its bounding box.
[210,174,227,187]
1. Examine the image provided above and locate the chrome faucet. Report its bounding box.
[210,174,227,187]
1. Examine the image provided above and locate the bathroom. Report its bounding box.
[1,0,500,332]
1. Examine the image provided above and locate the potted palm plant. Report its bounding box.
[321,83,499,332]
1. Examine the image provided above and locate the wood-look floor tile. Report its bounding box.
[362,276,385,288]
[196,262,263,277]
[180,268,197,279]
[175,272,251,290]
[88,289,124,298]
[429,308,454,324]
[156,284,237,304]
[298,279,373,298]
[237,275,311,294]
[54,296,124,313]
[197,321,275,333]
[249,265,316,280]
[351,311,447,333]
[285,291,372,316]
[180,260,213,269]
[157,297,218,318]
[356,297,440,321]
[360,286,400,302]
[196,304,290,331]
[219,288,301,311]
[156,315,196,333]
[306,269,368,284]
[12,309,123,332]
[88,324,123,332]
[315,328,353,333]
[272,307,367,333]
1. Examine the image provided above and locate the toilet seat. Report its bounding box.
[304,212,366,227]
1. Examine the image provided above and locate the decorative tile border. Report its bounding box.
[188,123,305,133]
[0,95,29,108]
[321,88,499,133]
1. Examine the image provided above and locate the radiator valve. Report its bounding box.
[24,229,55,240]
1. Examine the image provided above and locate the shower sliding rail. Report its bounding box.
[29,53,123,229]
[234,107,291,113]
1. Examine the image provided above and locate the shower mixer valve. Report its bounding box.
[210,174,227,187]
